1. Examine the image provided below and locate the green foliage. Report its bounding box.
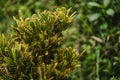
[110,77,120,80]
[78,0,120,79]
[1,0,120,80]
[0,7,80,80]
[54,0,120,80]
[0,0,56,35]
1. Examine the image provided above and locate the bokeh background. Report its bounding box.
[0,0,120,80]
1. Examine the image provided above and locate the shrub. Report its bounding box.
[0,7,80,80]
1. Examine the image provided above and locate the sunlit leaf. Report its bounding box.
[106,8,115,16]
[88,2,102,8]
[88,13,100,22]
[103,0,111,7]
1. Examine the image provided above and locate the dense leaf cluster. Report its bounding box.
[0,7,79,80]
[0,0,120,80]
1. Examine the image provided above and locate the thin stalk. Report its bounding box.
[96,49,100,80]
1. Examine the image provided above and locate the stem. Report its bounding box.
[96,49,100,80]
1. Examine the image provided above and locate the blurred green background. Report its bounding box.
[0,0,120,80]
